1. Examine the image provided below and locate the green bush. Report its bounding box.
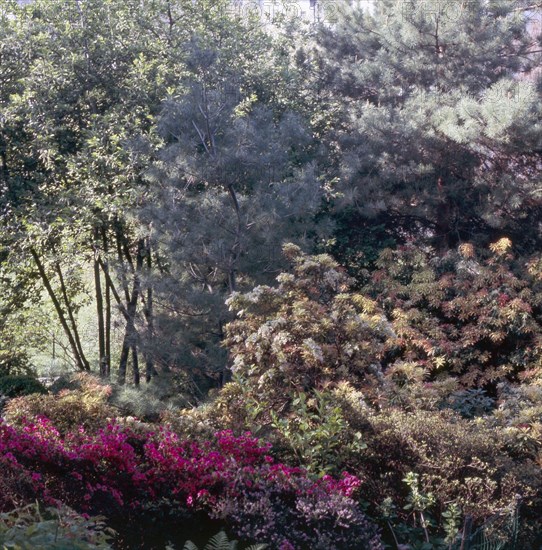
[269,389,366,475]
[0,503,115,549]
[0,375,48,398]
[0,348,33,378]
[109,373,190,422]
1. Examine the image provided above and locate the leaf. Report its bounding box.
[204,531,236,550]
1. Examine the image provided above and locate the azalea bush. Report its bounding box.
[0,417,383,549]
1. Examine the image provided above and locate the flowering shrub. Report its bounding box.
[0,418,383,549]
[222,244,391,421]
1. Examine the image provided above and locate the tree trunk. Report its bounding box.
[118,336,130,386]
[144,236,155,383]
[115,221,132,303]
[30,249,89,371]
[132,345,140,387]
[94,228,106,376]
[227,183,242,293]
[101,227,111,378]
[117,239,144,385]
[55,262,90,371]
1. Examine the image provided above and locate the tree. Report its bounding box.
[133,18,329,387]
[0,0,327,389]
[310,0,542,250]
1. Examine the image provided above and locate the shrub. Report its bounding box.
[109,374,190,422]
[0,375,47,398]
[365,242,542,388]
[0,418,383,550]
[493,380,542,428]
[160,407,216,441]
[223,244,391,419]
[0,447,37,513]
[356,408,541,527]
[0,503,115,549]
[3,373,114,435]
[269,389,366,475]
[0,345,33,378]
[442,388,495,418]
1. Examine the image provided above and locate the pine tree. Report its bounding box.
[311,0,542,250]
[137,29,329,385]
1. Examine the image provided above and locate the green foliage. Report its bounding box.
[181,531,266,550]
[0,503,115,550]
[0,346,32,379]
[109,374,190,421]
[0,376,47,398]
[0,1,541,546]
[380,484,463,549]
[443,388,495,419]
[441,503,462,546]
[322,213,397,283]
[270,389,366,475]
[313,0,542,249]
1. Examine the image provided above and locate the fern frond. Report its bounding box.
[205,531,236,550]
[183,531,266,550]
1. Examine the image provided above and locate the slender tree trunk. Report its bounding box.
[31,249,89,371]
[118,239,144,385]
[98,257,130,320]
[115,221,131,303]
[132,345,140,386]
[101,227,111,378]
[144,236,155,383]
[227,183,241,293]
[118,337,130,385]
[55,262,90,371]
[94,228,106,376]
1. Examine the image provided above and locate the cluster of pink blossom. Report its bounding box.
[0,417,382,549]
